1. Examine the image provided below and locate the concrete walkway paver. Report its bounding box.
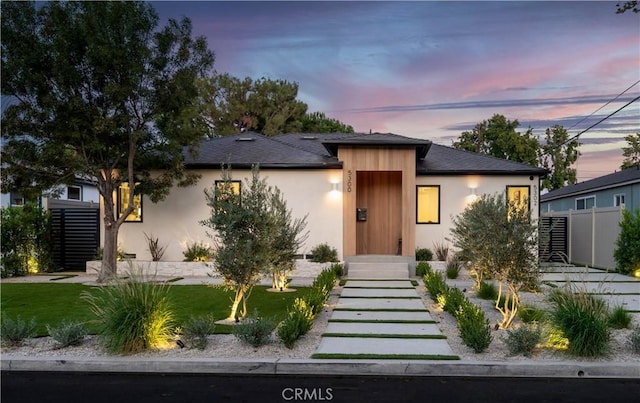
[315,337,455,357]
[340,288,419,298]
[315,272,457,359]
[330,310,435,322]
[336,297,426,311]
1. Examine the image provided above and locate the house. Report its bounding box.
[108,132,546,275]
[541,167,640,213]
[1,179,100,209]
[540,167,640,270]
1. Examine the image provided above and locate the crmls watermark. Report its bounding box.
[281,387,334,401]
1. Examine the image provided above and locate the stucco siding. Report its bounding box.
[111,169,343,262]
[415,174,540,253]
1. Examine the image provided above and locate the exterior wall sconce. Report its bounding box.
[469,187,477,196]
[331,182,340,192]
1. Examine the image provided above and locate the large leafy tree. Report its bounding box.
[1,2,214,282]
[198,74,354,136]
[198,74,307,136]
[616,1,639,13]
[621,133,640,169]
[452,114,539,166]
[538,125,580,191]
[301,112,354,133]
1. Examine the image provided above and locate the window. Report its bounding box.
[506,186,530,213]
[10,191,25,206]
[215,180,241,197]
[118,182,142,222]
[614,194,625,207]
[67,186,81,201]
[416,185,440,224]
[575,196,595,210]
[214,180,241,210]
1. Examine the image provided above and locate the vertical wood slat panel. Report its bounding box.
[338,147,416,258]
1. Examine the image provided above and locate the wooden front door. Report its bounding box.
[356,171,402,255]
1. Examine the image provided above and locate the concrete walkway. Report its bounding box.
[314,277,458,360]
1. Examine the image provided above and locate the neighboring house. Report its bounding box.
[108,132,546,275]
[540,168,640,270]
[1,178,101,271]
[541,168,640,213]
[1,179,100,209]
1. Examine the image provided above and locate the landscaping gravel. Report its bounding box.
[2,271,639,363]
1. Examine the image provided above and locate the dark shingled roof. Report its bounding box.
[184,132,341,169]
[541,167,640,202]
[417,144,546,175]
[184,132,547,176]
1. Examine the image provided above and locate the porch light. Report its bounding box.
[331,182,340,192]
[469,187,477,196]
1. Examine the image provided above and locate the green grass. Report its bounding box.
[0,283,305,336]
[311,353,460,360]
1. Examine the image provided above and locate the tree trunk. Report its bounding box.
[98,181,120,283]
[228,286,246,321]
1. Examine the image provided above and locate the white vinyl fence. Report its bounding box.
[543,206,623,270]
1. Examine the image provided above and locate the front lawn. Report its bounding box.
[1,283,305,336]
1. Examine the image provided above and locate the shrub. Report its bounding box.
[277,298,314,348]
[446,259,460,279]
[1,203,53,277]
[1,314,37,347]
[518,304,547,323]
[614,208,640,275]
[82,271,175,354]
[547,287,610,357]
[608,305,632,329]
[438,287,467,315]
[433,241,449,261]
[477,281,498,300]
[232,310,276,347]
[304,287,329,316]
[310,243,338,263]
[415,247,433,262]
[415,261,432,277]
[46,320,87,348]
[330,262,344,278]
[183,241,214,262]
[628,327,640,354]
[502,323,544,357]
[182,315,216,350]
[456,303,492,353]
[424,271,448,302]
[144,232,167,262]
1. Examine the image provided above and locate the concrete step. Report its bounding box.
[348,262,409,279]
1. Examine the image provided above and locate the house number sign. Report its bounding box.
[346,170,353,192]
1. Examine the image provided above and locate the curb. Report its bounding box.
[2,357,639,379]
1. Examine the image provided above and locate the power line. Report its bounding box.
[563,95,640,146]
[566,79,640,132]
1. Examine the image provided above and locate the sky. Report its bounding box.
[153,1,640,182]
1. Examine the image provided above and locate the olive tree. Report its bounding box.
[202,166,307,320]
[450,193,539,328]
